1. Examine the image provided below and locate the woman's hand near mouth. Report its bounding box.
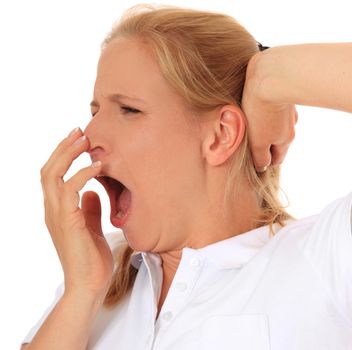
[40,127,114,300]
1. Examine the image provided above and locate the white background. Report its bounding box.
[0,0,351,348]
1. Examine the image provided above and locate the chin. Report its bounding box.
[123,232,153,253]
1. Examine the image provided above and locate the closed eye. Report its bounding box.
[91,105,140,118]
[121,106,140,114]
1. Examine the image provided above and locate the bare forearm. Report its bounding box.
[252,43,352,113]
[27,291,104,350]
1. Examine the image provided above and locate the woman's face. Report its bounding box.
[84,37,206,253]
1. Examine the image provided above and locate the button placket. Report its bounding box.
[146,332,153,344]
[190,256,201,268]
[161,310,173,321]
[156,251,203,332]
[154,251,205,349]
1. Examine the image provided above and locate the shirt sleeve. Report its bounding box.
[21,230,126,345]
[302,191,352,326]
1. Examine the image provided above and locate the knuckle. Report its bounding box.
[40,165,53,184]
[40,176,47,189]
[40,166,47,180]
[277,155,286,165]
[44,214,50,228]
[294,112,299,124]
[44,210,54,228]
[274,150,285,162]
[288,128,296,142]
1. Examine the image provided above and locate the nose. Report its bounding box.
[87,146,104,163]
[83,118,109,163]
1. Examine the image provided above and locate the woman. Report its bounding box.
[21,4,351,350]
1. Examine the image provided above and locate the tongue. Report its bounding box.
[116,187,131,215]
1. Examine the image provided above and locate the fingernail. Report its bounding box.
[73,135,86,145]
[91,161,102,168]
[68,127,80,137]
[256,166,268,173]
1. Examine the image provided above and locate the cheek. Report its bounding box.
[144,138,200,204]
[123,124,200,202]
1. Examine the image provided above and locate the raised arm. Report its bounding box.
[254,43,352,112]
[242,42,352,171]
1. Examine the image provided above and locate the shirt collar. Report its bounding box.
[194,222,280,269]
[131,221,290,270]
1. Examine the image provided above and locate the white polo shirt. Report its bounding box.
[21,192,352,350]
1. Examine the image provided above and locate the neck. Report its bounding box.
[159,177,261,283]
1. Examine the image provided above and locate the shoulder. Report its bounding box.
[279,191,351,238]
[302,191,352,247]
[313,191,352,231]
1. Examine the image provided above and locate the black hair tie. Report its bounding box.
[257,42,270,51]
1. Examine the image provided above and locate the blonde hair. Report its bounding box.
[101,4,294,310]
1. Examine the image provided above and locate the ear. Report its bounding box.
[202,106,246,166]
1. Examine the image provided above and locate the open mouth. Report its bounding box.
[94,175,132,227]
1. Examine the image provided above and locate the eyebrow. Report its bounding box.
[90,93,146,108]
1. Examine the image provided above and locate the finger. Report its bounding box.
[60,161,102,215]
[46,135,90,182]
[41,137,90,205]
[40,128,85,196]
[42,128,83,173]
[270,143,291,166]
[81,191,103,236]
[294,108,299,124]
[250,144,272,173]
